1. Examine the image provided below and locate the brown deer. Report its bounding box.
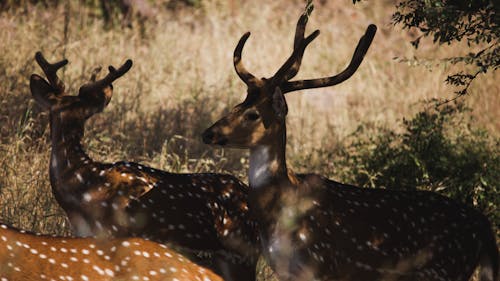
[202,6,499,281]
[30,52,258,281]
[0,222,222,280]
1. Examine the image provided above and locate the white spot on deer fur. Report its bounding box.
[104,269,114,277]
[299,232,307,241]
[76,173,84,183]
[92,265,105,275]
[83,193,92,202]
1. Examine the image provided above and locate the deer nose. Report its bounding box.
[202,129,215,144]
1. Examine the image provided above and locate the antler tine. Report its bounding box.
[271,29,320,86]
[34,51,68,95]
[90,66,103,82]
[281,24,377,93]
[284,1,314,81]
[233,32,259,86]
[79,59,133,95]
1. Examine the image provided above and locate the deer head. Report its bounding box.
[30,52,132,127]
[202,6,376,149]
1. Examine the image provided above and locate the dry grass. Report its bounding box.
[0,2,497,278]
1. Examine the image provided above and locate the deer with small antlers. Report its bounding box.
[202,5,499,281]
[30,52,258,280]
[0,222,222,280]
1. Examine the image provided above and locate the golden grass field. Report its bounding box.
[0,1,498,278]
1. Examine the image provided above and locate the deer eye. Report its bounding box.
[244,110,260,121]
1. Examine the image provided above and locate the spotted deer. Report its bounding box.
[0,222,222,280]
[30,52,258,280]
[201,6,499,281]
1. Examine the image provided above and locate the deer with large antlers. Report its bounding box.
[30,52,258,280]
[202,5,499,281]
[0,222,222,280]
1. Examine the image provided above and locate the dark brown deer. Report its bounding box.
[30,52,258,281]
[202,6,499,281]
[0,222,223,280]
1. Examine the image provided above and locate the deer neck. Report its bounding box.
[49,114,92,189]
[248,124,295,229]
[248,132,290,190]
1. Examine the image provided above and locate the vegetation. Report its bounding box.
[391,0,498,98]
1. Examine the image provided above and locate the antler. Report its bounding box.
[34,51,68,95]
[233,2,315,87]
[233,1,376,94]
[233,32,258,86]
[283,0,314,81]
[271,29,319,86]
[78,59,133,95]
[281,24,377,93]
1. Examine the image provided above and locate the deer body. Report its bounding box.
[202,4,498,281]
[48,127,253,251]
[252,168,494,280]
[30,53,258,280]
[0,223,222,281]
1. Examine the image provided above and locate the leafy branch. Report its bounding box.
[355,0,498,98]
[392,0,498,97]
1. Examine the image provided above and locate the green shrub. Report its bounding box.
[342,101,499,227]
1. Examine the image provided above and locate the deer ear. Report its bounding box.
[30,74,58,110]
[272,87,288,119]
